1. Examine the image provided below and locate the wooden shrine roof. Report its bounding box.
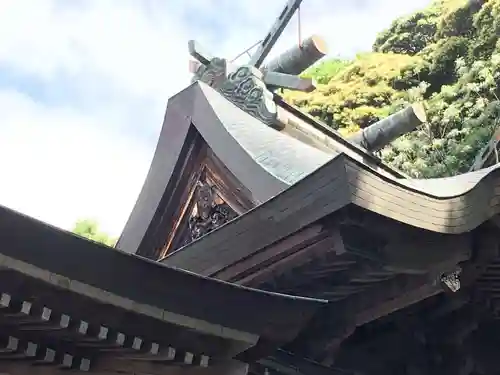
[142,82,500,367]
[108,79,500,372]
[117,82,407,256]
[0,204,325,372]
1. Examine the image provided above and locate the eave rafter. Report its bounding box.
[227,208,480,366]
[322,289,500,375]
[296,224,500,369]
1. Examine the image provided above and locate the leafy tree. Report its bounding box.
[287,0,500,178]
[286,52,425,135]
[301,58,352,84]
[373,6,441,55]
[72,219,117,247]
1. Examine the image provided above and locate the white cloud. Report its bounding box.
[0,0,193,236]
[0,0,432,238]
[0,0,191,99]
[0,89,150,236]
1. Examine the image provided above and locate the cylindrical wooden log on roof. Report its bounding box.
[349,103,427,152]
[263,35,328,75]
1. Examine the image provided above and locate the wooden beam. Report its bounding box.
[348,103,427,153]
[263,35,328,76]
[318,282,440,365]
[188,40,213,65]
[248,0,303,68]
[0,359,247,375]
[327,293,482,374]
[354,282,442,327]
[0,257,258,346]
[152,133,208,259]
[214,224,327,283]
[204,152,257,213]
[340,207,472,274]
[298,274,442,362]
[258,352,354,375]
[239,226,346,288]
[274,254,389,297]
[263,72,316,92]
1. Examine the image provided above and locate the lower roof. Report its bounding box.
[0,203,326,354]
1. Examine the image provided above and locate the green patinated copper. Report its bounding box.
[192,58,281,130]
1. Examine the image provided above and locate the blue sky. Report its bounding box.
[0,0,431,237]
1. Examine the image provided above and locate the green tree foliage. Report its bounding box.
[300,58,351,84]
[72,219,117,247]
[373,5,441,55]
[287,0,500,178]
[286,53,425,135]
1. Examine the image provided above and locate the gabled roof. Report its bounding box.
[118,81,413,258]
[119,80,500,261]
[117,82,339,256]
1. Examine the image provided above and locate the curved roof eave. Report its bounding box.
[0,203,326,347]
[163,152,500,275]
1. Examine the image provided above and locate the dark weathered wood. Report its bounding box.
[237,231,344,287]
[159,170,240,257]
[112,77,500,375]
[263,35,328,76]
[0,205,326,350]
[162,154,350,275]
[117,87,196,255]
[290,274,440,361]
[325,292,486,374]
[118,82,300,257]
[152,133,208,258]
[274,95,408,178]
[204,152,256,214]
[257,350,351,375]
[348,103,427,152]
[119,80,413,257]
[0,358,248,375]
[213,224,326,282]
[162,154,477,277]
